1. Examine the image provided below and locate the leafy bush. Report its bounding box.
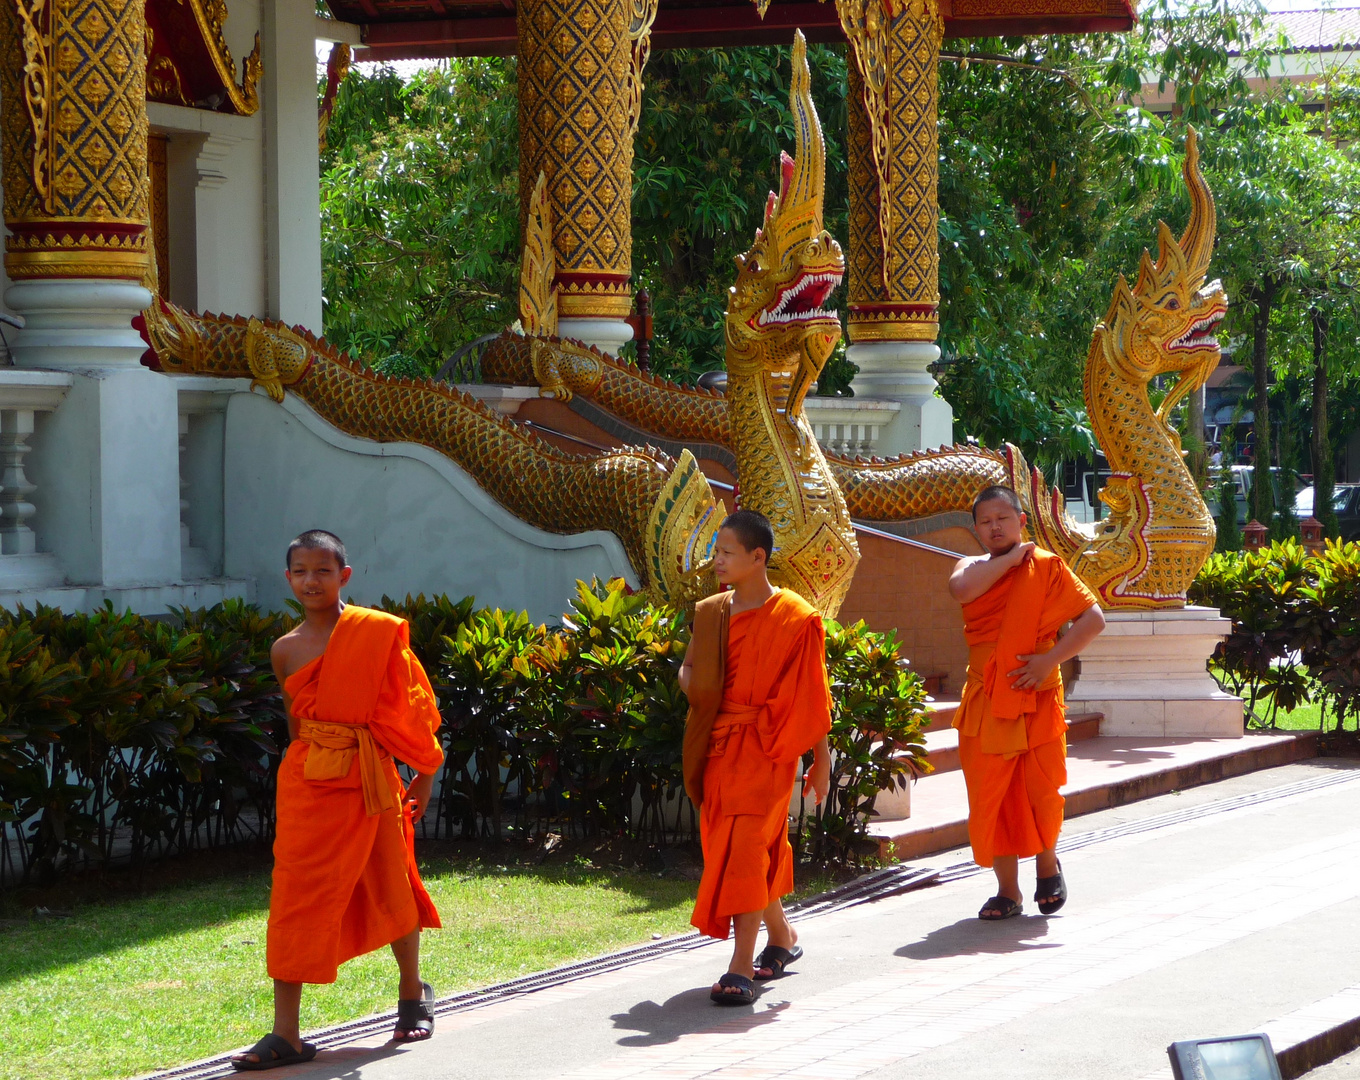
[0,584,933,881]
[1190,539,1360,729]
[797,620,931,867]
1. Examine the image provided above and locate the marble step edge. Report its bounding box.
[872,729,1321,863]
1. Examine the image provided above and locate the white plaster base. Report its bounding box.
[846,340,953,456]
[1066,606,1244,738]
[558,318,634,358]
[0,579,251,615]
[4,280,152,369]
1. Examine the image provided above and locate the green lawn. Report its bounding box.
[0,853,701,1080]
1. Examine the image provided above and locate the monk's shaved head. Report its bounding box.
[719,510,775,562]
[971,485,1023,521]
[286,529,347,570]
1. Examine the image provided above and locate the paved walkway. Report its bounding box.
[191,759,1360,1080]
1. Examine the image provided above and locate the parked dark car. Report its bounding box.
[1295,485,1360,541]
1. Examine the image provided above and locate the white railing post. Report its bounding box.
[0,408,38,555]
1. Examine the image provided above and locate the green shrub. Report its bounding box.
[1191,539,1360,730]
[0,585,935,881]
[798,619,931,867]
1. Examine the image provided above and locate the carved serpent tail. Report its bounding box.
[136,302,720,601]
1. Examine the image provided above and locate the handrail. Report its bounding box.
[435,332,500,385]
[853,521,969,559]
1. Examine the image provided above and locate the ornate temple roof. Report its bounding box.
[330,0,1136,62]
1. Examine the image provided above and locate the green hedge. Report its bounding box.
[1189,539,1360,728]
[0,580,930,883]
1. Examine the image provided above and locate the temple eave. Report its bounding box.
[349,2,1134,61]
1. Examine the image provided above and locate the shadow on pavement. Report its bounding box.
[896,914,1059,960]
[609,986,791,1047]
[279,1042,409,1078]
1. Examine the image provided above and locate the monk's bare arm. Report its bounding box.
[1009,604,1107,690]
[270,637,300,741]
[803,737,831,805]
[678,644,693,694]
[948,542,1035,604]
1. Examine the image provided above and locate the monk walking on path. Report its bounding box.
[680,510,832,1006]
[232,530,445,1070]
[948,487,1106,920]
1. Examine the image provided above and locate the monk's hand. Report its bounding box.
[804,746,831,806]
[406,772,435,822]
[1008,541,1036,567]
[1009,650,1058,690]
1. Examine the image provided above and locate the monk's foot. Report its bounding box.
[393,980,435,1043]
[230,1033,315,1072]
[978,894,1023,920]
[754,942,804,981]
[710,972,756,1005]
[1035,860,1067,915]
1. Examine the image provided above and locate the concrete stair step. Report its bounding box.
[870,728,1320,861]
[920,710,1105,775]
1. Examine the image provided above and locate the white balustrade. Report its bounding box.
[0,369,73,590]
[803,396,903,458]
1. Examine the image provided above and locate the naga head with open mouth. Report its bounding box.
[1099,128,1228,426]
[725,31,845,413]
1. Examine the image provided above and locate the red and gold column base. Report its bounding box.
[556,271,632,320]
[847,302,939,343]
[5,220,149,280]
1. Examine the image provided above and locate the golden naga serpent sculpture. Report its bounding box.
[485,128,1226,610]
[134,304,723,607]
[137,31,1223,613]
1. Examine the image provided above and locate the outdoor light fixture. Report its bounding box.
[1168,1034,1282,1080]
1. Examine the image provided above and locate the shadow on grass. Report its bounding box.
[895,914,1058,960]
[611,989,791,1047]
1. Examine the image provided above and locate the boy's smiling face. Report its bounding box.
[973,497,1027,557]
[286,546,352,612]
[713,526,766,588]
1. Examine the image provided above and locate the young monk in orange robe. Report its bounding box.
[680,510,831,1006]
[232,530,444,1071]
[948,487,1106,921]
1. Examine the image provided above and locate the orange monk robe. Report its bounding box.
[953,549,1098,868]
[687,589,832,940]
[267,605,445,985]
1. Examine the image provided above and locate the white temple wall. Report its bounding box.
[262,0,325,333]
[214,386,636,619]
[151,104,268,318]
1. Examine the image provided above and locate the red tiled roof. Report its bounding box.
[1263,7,1360,52]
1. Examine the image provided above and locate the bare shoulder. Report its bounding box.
[270,626,312,681]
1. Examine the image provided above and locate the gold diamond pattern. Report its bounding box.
[518,0,632,312]
[847,4,940,322]
[0,0,150,276]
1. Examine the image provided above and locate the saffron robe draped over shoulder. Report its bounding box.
[267,605,445,984]
[685,589,832,940]
[953,549,1098,868]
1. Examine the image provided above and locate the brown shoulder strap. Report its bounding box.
[681,592,731,806]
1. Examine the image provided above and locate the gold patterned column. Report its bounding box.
[517,0,636,323]
[841,0,942,344]
[0,0,150,280]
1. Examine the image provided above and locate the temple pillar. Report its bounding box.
[0,0,184,594]
[518,0,646,355]
[261,0,323,333]
[841,0,953,455]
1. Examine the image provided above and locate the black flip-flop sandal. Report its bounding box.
[394,980,435,1041]
[754,944,804,980]
[978,895,1023,920]
[1036,861,1067,915]
[231,1033,318,1072]
[710,972,756,1005]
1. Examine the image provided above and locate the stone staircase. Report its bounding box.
[869,700,1321,862]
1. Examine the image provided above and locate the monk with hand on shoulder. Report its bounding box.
[680,510,832,1006]
[949,487,1105,921]
[232,530,444,1071]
